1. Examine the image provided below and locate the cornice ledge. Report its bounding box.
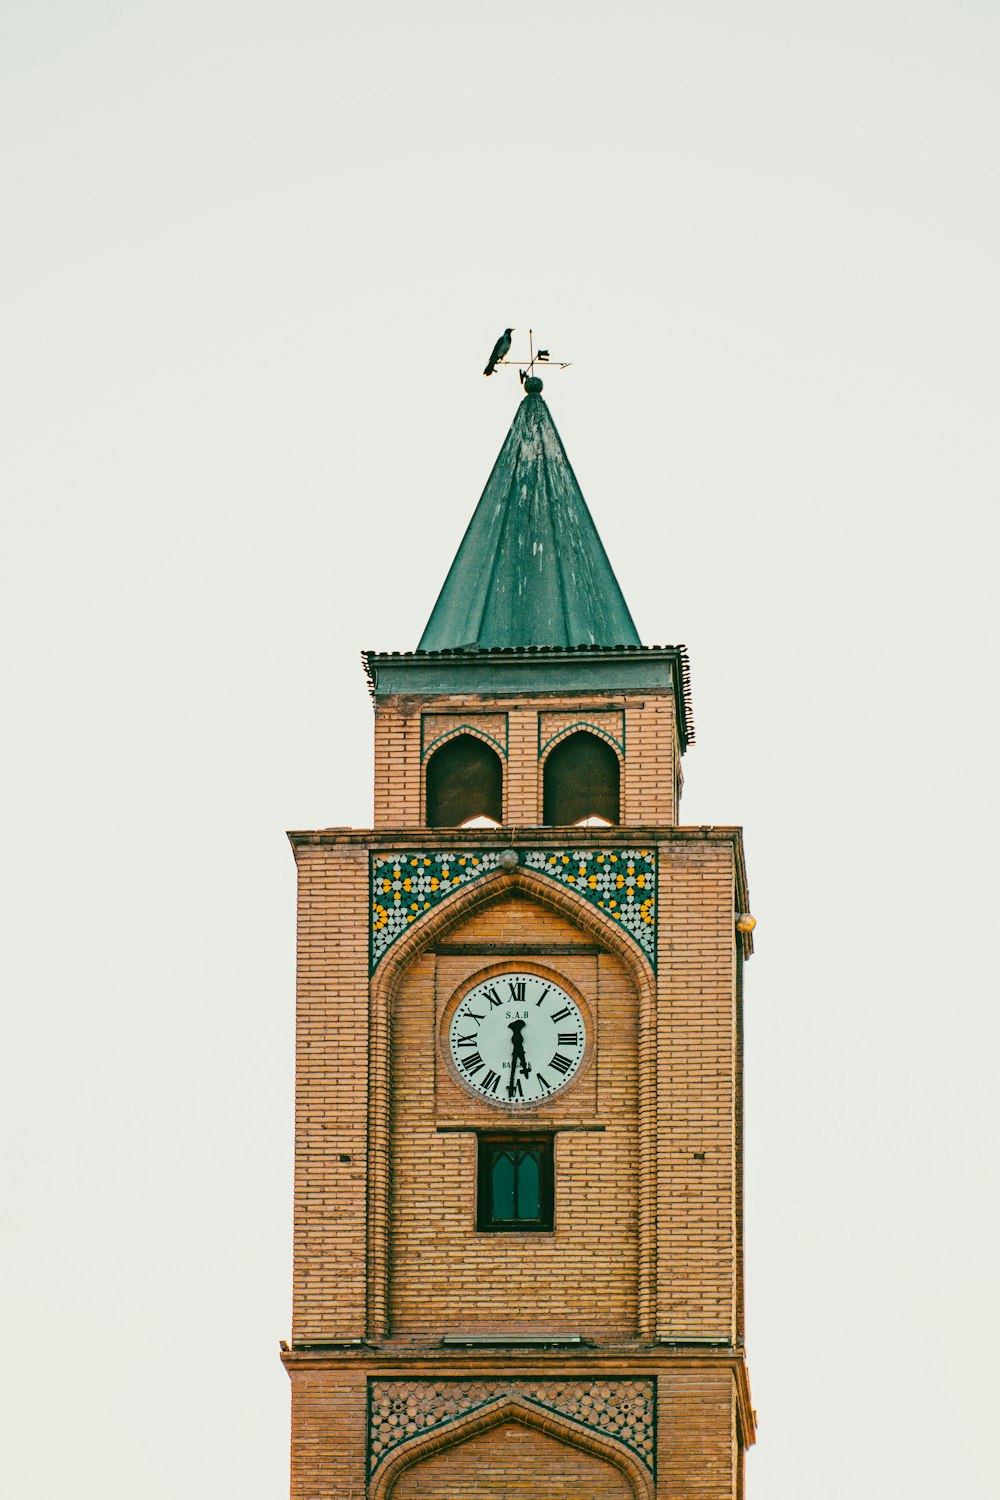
[287,824,747,848]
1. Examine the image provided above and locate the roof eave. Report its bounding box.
[361,644,695,751]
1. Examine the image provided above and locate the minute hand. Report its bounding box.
[507,1019,531,1097]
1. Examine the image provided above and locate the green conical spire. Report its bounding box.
[418,381,641,651]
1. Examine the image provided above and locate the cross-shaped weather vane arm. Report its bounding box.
[481,327,572,380]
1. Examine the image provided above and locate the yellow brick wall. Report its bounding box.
[373,700,422,827]
[285,1355,744,1500]
[658,1366,741,1500]
[655,844,737,1340]
[623,699,677,824]
[372,692,677,829]
[288,826,749,1495]
[421,712,508,755]
[387,897,640,1340]
[392,1420,635,1498]
[539,708,625,751]
[290,835,741,1347]
[505,707,540,823]
[291,844,371,1342]
[433,891,595,953]
[289,1367,368,1500]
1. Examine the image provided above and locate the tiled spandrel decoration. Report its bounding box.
[523,849,656,963]
[368,1377,656,1478]
[371,851,504,970]
[370,848,656,972]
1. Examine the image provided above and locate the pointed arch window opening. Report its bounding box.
[543,730,621,827]
[425,734,504,829]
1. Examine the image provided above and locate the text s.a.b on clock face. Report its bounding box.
[448,972,586,1107]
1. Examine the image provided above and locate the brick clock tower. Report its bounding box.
[281,375,756,1498]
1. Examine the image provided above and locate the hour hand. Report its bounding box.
[508,1018,531,1080]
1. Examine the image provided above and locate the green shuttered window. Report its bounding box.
[477,1135,554,1232]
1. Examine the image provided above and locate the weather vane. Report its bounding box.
[482,327,572,383]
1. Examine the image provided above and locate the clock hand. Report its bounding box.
[507,1019,531,1100]
[507,1020,519,1098]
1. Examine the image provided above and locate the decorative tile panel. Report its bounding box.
[539,709,625,756]
[523,848,656,966]
[422,712,508,758]
[370,847,656,973]
[371,852,503,970]
[368,1377,655,1477]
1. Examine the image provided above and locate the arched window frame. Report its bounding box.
[422,723,508,764]
[539,724,624,827]
[423,729,506,828]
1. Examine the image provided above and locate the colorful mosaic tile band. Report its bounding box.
[523,848,656,964]
[371,851,503,969]
[368,1377,655,1477]
[370,847,657,972]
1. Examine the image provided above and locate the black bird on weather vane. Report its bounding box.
[483,328,514,376]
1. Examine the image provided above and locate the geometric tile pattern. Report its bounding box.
[523,848,656,966]
[371,851,504,971]
[368,1377,655,1477]
[539,710,625,756]
[421,712,508,758]
[370,847,656,974]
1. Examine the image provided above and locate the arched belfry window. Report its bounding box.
[543,731,620,827]
[425,734,503,828]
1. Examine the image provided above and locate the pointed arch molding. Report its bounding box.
[538,716,625,761]
[370,847,657,974]
[367,1385,655,1497]
[421,721,508,761]
[366,864,659,1342]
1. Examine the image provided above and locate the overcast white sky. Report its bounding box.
[2,3,998,1496]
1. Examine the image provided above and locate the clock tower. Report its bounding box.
[281,375,756,1498]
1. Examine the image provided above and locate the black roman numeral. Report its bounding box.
[557,1032,578,1047]
[481,1070,501,1094]
[550,1006,571,1022]
[512,1078,524,1099]
[507,979,526,1004]
[484,987,503,1009]
[549,1053,572,1074]
[534,985,552,1007]
[463,1009,484,1023]
[461,1052,485,1075]
[455,1033,477,1048]
[535,1073,551,1093]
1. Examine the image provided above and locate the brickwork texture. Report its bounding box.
[285,680,752,1497]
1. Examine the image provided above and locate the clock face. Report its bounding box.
[448,972,587,1108]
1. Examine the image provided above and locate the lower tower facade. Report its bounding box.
[282,381,756,1497]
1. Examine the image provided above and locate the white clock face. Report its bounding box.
[448,972,586,1108]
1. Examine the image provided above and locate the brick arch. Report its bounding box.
[367,867,657,1343]
[421,723,507,762]
[371,1393,654,1500]
[539,727,623,829]
[376,863,653,994]
[538,719,624,765]
[423,734,505,829]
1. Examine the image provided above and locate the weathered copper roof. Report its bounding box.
[418,383,641,651]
